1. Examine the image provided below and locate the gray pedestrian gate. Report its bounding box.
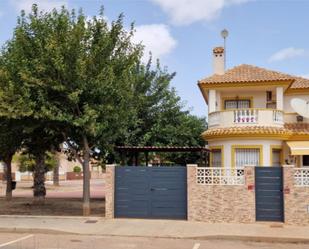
[115,167,187,219]
[255,167,284,222]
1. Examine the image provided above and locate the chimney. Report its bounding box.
[213,46,225,75]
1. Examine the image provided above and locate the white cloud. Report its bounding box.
[132,24,177,62]
[10,0,67,13]
[300,74,309,79]
[268,47,306,63]
[151,0,250,26]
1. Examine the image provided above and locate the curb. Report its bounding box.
[0,227,309,244]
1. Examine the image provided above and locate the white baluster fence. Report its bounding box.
[273,110,283,124]
[294,168,309,186]
[234,109,258,124]
[196,167,245,185]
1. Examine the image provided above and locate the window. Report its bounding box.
[272,149,282,167]
[224,99,250,110]
[211,149,222,167]
[266,91,272,101]
[303,155,309,166]
[235,148,260,167]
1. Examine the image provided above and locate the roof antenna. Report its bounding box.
[221,29,229,69]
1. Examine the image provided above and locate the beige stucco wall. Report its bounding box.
[218,90,268,111]
[208,139,283,168]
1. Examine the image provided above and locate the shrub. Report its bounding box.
[73,166,82,173]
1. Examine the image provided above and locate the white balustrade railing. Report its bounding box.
[208,111,220,127]
[197,167,245,185]
[294,168,309,186]
[273,110,283,124]
[234,109,258,124]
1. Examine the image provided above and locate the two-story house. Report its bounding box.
[199,47,309,168]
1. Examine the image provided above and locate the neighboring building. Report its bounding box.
[199,47,309,168]
[0,152,104,182]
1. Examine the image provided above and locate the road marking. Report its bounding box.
[0,234,34,248]
[192,243,200,249]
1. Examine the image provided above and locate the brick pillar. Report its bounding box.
[244,166,256,223]
[187,164,198,221]
[282,165,295,224]
[105,164,115,219]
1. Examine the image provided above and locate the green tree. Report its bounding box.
[0,119,23,200]
[0,5,141,213]
[119,60,207,164]
[21,122,64,203]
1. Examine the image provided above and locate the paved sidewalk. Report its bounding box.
[0,216,309,242]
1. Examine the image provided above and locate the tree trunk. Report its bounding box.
[82,135,91,216]
[53,152,60,186]
[4,155,13,201]
[33,153,46,204]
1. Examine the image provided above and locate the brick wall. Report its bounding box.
[283,165,309,226]
[105,165,115,219]
[187,165,255,223]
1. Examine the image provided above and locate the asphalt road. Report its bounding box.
[0,233,308,249]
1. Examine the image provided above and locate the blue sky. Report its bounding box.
[0,0,309,117]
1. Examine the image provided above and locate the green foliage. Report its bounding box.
[116,59,207,164]
[0,4,207,170]
[18,154,35,172]
[73,165,81,173]
[45,152,58,171]
[18,152,57,172]
[0,118,24,163]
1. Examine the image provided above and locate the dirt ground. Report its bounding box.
[0,197,105,216]
[0,179,105,216]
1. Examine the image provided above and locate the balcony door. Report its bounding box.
[225,99,250,110]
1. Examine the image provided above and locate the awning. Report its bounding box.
[287,141,309,155]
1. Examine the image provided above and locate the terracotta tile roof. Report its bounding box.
[202,124,309,139]
[199,64,309,89]
[202,126,292,137]
[213,47,224,54]
[284,123,309,134]
[289,77,309,89]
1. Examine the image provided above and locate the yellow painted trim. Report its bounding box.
[284,112,297,115]
[203,133,309,141]
[270,145,283,166]
[231,145,263,168]
[203,133,290,141]
[221,96,253,111]
[209,145,224,168]
[285,88,309,95]
[288,135,309,141]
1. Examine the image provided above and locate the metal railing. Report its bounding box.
[294,168,309,186]
[196,167,245,185]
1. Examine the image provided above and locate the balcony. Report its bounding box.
[208,109,284,128]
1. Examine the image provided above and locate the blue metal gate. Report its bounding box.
[115,167,187,219]
[255,167,284,222]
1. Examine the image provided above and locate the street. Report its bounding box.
[0,233,308,249]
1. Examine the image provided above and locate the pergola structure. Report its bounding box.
[115,146,210,166]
